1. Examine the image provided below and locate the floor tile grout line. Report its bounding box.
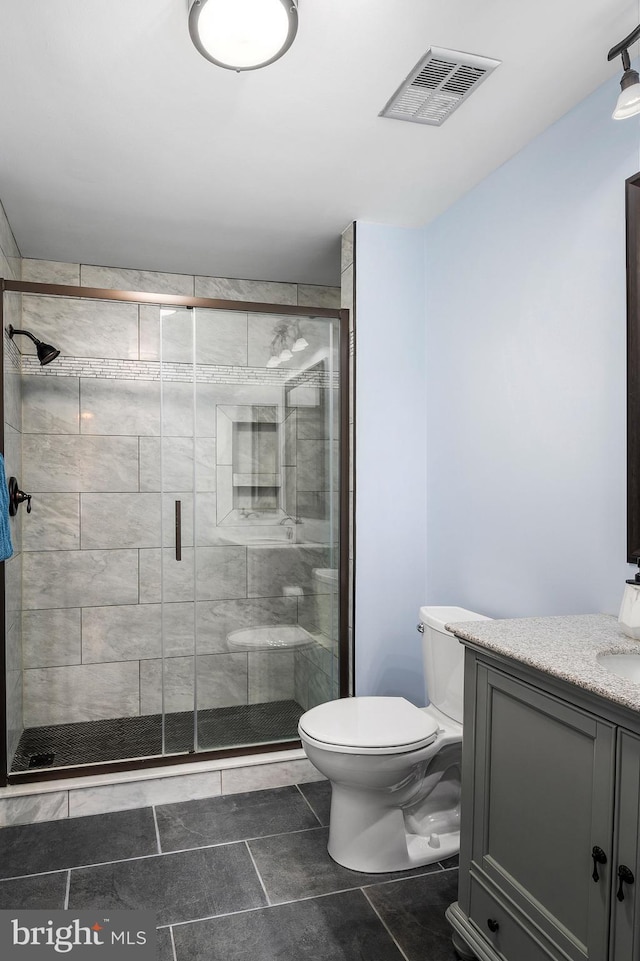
[157,868,458,930]
[168,926,177,961]
[159,884,385,929]
[0,825,330,883]
[0,854,453,891]
[243,840,271,907]
[152,806,162,854]
[157,902,269,930]
[0,866,69,882]
[293,783,324,826]
[64,870,71,910]
[160,821,327,855]
[0,847,454,896]
[359,866,446,889]
[361,888,412,961]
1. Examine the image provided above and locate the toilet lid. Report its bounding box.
[298,696,439,754]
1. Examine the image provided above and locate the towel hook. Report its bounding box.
[8,477,32,515]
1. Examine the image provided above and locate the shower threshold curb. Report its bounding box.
[1,746,308,799]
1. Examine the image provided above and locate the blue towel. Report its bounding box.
[0,455,14,561]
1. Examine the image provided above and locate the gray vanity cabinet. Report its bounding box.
[448,651,640,961]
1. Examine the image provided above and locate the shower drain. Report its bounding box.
[28,752,54,768]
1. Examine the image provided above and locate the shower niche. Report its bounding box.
[233,421,280,510]
[1,280,348,783]
[217,405,289,524]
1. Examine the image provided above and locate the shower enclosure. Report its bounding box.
[0,279,349,784]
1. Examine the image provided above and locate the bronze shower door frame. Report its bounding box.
[0,278,352,786]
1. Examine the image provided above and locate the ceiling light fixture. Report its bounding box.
[608,24,640,119]
[188,0,299,72]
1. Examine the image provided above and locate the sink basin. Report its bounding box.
[597,652,640,683]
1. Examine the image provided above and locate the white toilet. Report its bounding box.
[298,605,490,873]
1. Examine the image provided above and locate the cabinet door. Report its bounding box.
[611,730,640,960]
[470,664,616,961]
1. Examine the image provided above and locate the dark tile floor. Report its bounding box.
[0,781,460,961]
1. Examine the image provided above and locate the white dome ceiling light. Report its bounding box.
[608,24,640,120]
[188,0,299,72]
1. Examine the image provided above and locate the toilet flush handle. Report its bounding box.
[416,623,425,633]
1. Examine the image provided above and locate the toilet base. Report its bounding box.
[299,700,463,874]
[327,780,460,873]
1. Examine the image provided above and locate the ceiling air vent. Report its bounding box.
[380,47,500,127]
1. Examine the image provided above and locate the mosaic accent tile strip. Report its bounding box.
[22,355,338,387]
[18,355,338,387]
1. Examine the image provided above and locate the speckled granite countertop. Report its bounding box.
[445,613,640,713]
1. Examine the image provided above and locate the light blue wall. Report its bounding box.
[354,222,427,704]
[354,74,640,701]
[424,75,639,619]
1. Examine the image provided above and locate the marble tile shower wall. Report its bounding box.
[14,262,340,730]
[0,202,23,762]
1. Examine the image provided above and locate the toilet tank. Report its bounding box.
[419,606,491,723]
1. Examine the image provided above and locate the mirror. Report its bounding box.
[626,172,640,561]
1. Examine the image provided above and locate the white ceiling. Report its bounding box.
[0,0,636,286]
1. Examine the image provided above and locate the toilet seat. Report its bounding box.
[298,696,440,755]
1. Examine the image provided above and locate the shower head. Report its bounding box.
[7,325,60,366]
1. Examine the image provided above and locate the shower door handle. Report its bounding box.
[175,500,182,561]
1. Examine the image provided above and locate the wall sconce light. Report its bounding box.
[266,321,309,367]
[188,0,299,72]
[608,24,640,119]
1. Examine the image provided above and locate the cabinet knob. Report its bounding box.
[617,864,635,901]
[487,919,500,933]
[591,845,607,882]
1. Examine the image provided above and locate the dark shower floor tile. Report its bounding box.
[247,826,443,904]
[364,869,460,961]
[68,843,267,926]
[11,700,304,773]
[297,780,332,825]
[0,807,158,879]
[156,785,321,852]
[171,890,408,961]
[0,870,68,909]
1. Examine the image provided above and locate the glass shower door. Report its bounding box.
[158,305,198,756]
[139,302,343,759]
[4,285,344,780]
[192,308,342,753]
